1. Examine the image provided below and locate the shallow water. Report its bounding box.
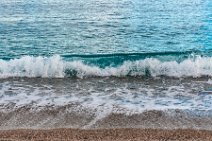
[0,77,212,129]
[0,77,212,112]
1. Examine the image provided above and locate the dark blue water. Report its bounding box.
[0,0,211,77]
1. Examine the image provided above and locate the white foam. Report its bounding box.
[207,79,212,84]
[0,55,212,78]
[0,55,64,78]
[0,78,211,114]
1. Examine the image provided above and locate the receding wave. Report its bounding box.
[0,55,212,78]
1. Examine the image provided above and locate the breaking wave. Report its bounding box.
[0,55,212,78]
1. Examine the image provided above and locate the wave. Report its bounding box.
[62,51,197,58]
[0,55,212,78]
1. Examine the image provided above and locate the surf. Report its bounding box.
[0,53,212,78]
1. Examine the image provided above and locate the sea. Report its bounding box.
[0,0,212,129]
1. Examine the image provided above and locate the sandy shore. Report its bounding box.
[0,128,212,141]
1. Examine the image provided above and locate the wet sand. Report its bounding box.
[0,128,212,141]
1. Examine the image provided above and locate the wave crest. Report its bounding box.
[0,55,64,78]
[0,55,212,78]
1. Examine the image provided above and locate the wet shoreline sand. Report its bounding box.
[0,128,212,141]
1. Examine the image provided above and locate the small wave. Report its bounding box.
[61,51,196,58]
[0,55,212,78]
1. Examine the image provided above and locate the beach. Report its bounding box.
[1,128,212,141]
[0,107,212,140]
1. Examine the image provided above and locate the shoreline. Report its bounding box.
[1,109,212,130]
[0,128,212,141]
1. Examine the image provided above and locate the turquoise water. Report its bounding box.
[0,0,211,77]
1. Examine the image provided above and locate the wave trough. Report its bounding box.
[0,55,212,78]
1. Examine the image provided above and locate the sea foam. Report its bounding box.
[0,55,212,78]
